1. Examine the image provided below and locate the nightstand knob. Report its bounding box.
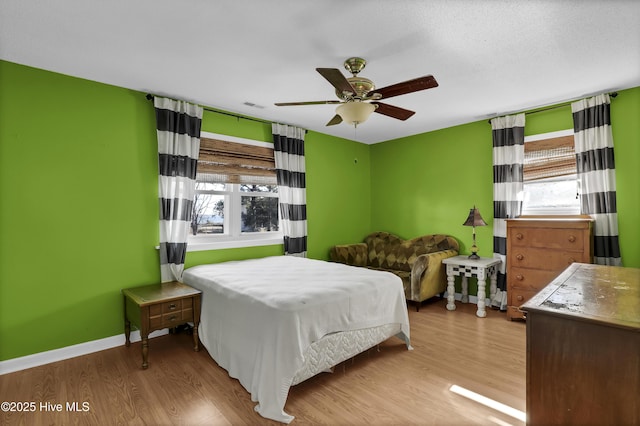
[516,274,524,281]
[168,303,177,310]
[516,233,524,240]
[568,235,576,243]
[516,254,524,261]
[168,315,177,321]
[516,295,524,301]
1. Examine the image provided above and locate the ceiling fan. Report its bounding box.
[274,57,438,127]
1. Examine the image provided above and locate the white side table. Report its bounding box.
[441,255,502,318]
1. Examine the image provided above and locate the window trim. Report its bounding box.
[521,129,581,216]
[187,132,283,252]
[523,128,574,143]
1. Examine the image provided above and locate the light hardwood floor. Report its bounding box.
[0,298,526,425]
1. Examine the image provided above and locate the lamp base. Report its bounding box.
[468,252,480,260]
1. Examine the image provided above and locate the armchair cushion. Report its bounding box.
[330,243,368,267]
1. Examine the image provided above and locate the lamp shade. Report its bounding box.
[463,206,487,227]
[336,102,376,126]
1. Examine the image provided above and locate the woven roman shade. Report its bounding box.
[524,134,576,181]
[197,137,276,185]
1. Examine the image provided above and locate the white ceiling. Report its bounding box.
[2,1,639,144]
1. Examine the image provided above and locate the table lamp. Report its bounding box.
[463,206,487,259]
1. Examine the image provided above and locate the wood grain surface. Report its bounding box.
[0,298,526,425]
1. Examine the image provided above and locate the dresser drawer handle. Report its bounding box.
[168,303,177,310]
[516,274,524,281]
[516,233,524,240]
[516,295,524,302]
[516,254,524,261]
[168,315,177,322]
[568,235,576,243]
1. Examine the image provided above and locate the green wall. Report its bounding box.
[370,87,640,296]
[370,120,493,253]
[305,130,372,259]
[1,59,638,362]
[609,88,640,266]
[0,61,160,360]
[0,61,369,360]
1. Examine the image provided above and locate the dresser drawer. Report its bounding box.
[509,287,538,307]
[507,305,527,320]
[509,227,585,251]
[509,267,560,292]
[508,247,586,271]
[507,287,540,320]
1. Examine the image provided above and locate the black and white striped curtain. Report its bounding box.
[272,123,307,257]
[155,97,203,281]
[572,94,622,266]
[491,113,525,310]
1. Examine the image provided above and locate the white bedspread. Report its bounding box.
[182,255,410,423]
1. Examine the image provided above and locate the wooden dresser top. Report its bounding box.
[506,215,594,225]
[522,263,640,331]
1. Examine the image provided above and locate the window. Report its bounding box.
[188,132,282,251]
[521,129,581,215]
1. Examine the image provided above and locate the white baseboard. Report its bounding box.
[0,329,169,375]
[1,292,491,375]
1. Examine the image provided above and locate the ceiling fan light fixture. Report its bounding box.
[336,102,376,126]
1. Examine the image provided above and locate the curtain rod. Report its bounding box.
[146,94,274,126]
[487,91,618,123]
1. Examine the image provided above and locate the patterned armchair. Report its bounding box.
[330,232,459,311]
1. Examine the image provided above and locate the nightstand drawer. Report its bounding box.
[163,299,183,312]
[149,299,185,317]
[149,300,194,329]
[150,310,191,329]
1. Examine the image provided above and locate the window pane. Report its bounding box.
[191,193,225,235]
[239,184,278,194]
[195,181,227,191]
[241,196,279,232]
[522,175,580,213]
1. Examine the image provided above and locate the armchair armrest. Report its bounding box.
[329,243,368,267]
[410,249,459,302]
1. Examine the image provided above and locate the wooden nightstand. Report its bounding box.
[122,281,202,369]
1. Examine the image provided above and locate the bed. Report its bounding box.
[181,255,411,423]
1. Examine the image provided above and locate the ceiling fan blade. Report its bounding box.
[373,75,438,100]
[372,102,416,121]
[316,68,356,96]
[326,114,343,126]
[274,100,343,106]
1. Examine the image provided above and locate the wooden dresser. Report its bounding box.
[506,216,593,320]
[521,263,640,426]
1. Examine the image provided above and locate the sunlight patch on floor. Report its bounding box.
[449,384,526,423]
